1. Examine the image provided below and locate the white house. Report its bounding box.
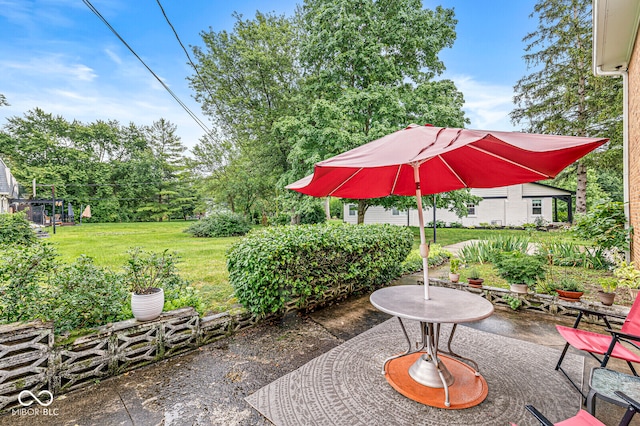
[0,157,19,214]
[342,182,574,227]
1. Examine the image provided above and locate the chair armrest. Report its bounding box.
[569,306,626,320]
[615,391,640,411]
[525,405,554,426]
[605,329,640,344]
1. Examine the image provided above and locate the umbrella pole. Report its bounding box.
[413,165,430,300]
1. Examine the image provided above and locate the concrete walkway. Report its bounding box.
[1,275,637,425]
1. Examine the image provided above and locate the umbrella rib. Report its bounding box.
[467,145,551,178]
[390,165,402,194]
[328,168,363,196]
[435,155,468,187]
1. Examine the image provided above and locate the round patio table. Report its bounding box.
[370,285,494,409]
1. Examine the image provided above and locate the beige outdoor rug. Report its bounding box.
[246,318,584,426]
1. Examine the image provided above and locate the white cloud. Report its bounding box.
[70,64,97,81]
[1,55,96,82]
[104,48,122,65]
[446,74,519,132]
[0,0,31,24]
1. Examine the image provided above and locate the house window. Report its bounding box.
[532,199,542,215]
[467,203,476,216]
[348,204,357,216]
[391,208,403,216]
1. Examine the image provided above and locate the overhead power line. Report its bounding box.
[82,0,212,138]
[155,0,217,103]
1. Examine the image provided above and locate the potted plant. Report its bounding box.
[614,261,640,300]
[466,266,484,288]
[495,251,546,294]
[555,277,584,302]
[597,277,617,306]
[449,257,461,283]
[122,248,175,321]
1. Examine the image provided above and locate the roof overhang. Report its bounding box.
[531,181,575,195]
[593,0,640,74]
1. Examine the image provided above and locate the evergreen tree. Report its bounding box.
[138,118,188,221]
[511,0,623,214]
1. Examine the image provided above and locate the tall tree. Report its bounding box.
[279,0,469,223]
[138,118,188,221]
[0,94,7,107]
[0,110,195,222]
[511,0,623,215]
[189,12,301,216]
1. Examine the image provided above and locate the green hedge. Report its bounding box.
[184,212,251,237]
[0,212,37,246]
[227,223,413,317]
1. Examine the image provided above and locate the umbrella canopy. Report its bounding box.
[287,124,608,299]
[287,125,608,198]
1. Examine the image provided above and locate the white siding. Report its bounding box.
[470,186,509,198]
[342,183,570,226]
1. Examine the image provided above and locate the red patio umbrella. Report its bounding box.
[286,124,608,300]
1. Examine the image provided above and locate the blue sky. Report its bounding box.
[0,0,538,152]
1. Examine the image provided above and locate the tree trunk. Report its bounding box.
[291,208,300,225]
[575,160,587,214]
[357,200,368,224]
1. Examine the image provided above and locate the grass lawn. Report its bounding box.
[45,221,593,314]
[412,226,580,248]
[46,221,241,314]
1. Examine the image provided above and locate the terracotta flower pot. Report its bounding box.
[449,273,460,283]
[467,278,484,288]
[597,290,615,306]
[556,289,583,302]
[131,288,164,321]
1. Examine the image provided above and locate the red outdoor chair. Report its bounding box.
[523,391,640,425]
[555,295,640,396]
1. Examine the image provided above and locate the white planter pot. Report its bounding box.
[510,283,529,294]
[131,288,164,321]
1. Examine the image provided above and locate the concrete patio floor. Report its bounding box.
[2,273,638,425]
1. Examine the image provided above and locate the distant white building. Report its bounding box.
[343,182,574,227]
[0,157,20,214]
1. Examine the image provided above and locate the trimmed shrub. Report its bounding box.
[300,203,326,224]
[185,212,251,237]
[0,243,57,324]
[0,212,37,246]
[228,223,413,317]
[47,256,128,332]
[270,213,292,226]
[329,198,343,219]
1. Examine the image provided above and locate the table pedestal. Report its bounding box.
[385,353,488,410]
[408,353,455,388]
